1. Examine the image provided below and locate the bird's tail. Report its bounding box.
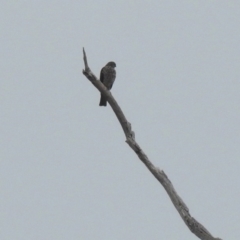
[99,94,107,106]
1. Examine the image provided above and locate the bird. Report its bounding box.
[99,61,116,106]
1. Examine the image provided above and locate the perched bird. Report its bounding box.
[99,61,116,106]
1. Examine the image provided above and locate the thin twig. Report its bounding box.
[83,48,90,71]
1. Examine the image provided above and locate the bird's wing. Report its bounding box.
[108,83,113,90]
[108,70,116,90]
[100,67,105,83]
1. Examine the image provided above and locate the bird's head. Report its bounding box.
[106,61,116,68]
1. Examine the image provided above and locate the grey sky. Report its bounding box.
[1,1,239,239]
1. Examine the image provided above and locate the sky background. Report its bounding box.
[1,1,239,239]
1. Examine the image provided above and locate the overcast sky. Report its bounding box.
[1,1,239,239]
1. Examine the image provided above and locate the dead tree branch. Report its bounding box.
[82,48,222,240]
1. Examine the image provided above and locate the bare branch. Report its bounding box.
[82,49,223,240]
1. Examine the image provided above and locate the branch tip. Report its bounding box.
[82,47,89,71]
